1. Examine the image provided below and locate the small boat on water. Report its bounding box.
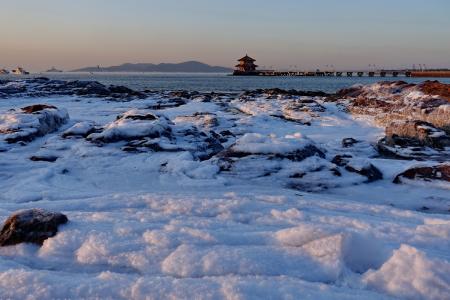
[0,69,9,75]
[45,67,63,73]
[11,67,30,75]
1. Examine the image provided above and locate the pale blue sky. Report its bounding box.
[1,0,449,71]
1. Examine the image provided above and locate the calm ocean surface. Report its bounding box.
[3,72,450,93]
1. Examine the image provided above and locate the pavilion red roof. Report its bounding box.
[237,55,256,62]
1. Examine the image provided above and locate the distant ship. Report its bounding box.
[11,67,30,75]
[45,67,63,73]
[0,69,9,75]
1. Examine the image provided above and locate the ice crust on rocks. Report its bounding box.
[87,110,172,143]
[0,104,69,147]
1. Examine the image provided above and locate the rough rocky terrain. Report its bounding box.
[0,78,449,299]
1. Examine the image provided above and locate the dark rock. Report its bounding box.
[342,138,359,148]
[220,130,234,137]
[22,104,57,114]
[0,85,26,94]
[0,209,68,246]
[275,145,325,161]
[76,81,110,96]
[31,77,50,83]
[146,98,187,110]
[331,154,352,167]
[123,113,157,121]
[289,172,306,178]
[30,155,58,162]
[345,164,383,183]
[169,90,199,99]
[393,164,450,184]
[242,88,330,98]
[331,155,382,182]
[330,168,342,176]
[109,85,134,94]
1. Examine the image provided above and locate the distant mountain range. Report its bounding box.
[71,61,232,73]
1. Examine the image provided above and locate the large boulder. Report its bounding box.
[378,120,450,161]
[0,209,68,246]
[385,120,450,149]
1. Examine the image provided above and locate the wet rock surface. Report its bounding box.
[0,209,68,246]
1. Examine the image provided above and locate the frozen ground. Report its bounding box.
[0,86,449,299]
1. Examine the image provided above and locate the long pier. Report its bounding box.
[234,70,411,77]
[233,70,450,77]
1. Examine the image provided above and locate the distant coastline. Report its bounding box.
[71,61,232,73]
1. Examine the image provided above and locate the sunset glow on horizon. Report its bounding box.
[1,0,450,71]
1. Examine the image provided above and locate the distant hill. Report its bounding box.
[72,61,232,73]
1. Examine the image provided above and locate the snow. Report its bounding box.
[232,132,313,154]
[87,109,171,143]
[63,121,96,137]
[364,245,450,300]
[0,84,449,299]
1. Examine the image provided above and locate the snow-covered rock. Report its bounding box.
[87,110,172,143]
[0,104,69,145]
[226,132,325,160]
[62,121,97,138]
[337,80,450,130]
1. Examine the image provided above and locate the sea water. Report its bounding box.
[2,72,450,92]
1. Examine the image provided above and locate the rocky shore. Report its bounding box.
[0,78,449,299]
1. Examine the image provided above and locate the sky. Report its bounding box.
[1,0,450,71]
